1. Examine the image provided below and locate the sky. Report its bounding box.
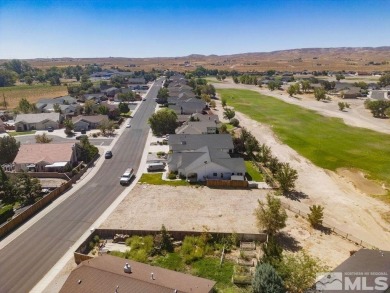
[0,0,389,59]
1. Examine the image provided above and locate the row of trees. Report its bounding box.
[364,99,390,118]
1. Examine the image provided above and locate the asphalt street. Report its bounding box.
[0,78,164,293]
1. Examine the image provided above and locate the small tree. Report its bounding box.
[252,263,285,293]
[287,85,297,97]
[223,108,235,120]
[338,102,346,111]
[13,172,42,206]
[221,97,227,108]
[209,100,216,108]
[275,163,298,194]
[63,119,74,136]
[118,102,130,113]
[314,88,326,101]
[35,133,53,143]
[255,193,287,236]
[277,250,328,293]
[261,236,283,267]
[219,123,228,134]
[308,205,324,228]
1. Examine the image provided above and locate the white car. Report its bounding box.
[126,123,131,128]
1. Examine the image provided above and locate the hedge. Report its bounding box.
[0,205,15,225]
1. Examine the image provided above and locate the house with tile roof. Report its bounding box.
[60,254,215,293]
[13,142,77,172]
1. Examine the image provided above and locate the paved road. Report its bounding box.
[0,78,164,293]
[15,134,114,146]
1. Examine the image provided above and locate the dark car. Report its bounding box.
[80,129,87,134]
[105,150,113,159]
[47,127,54,132]
[75,134,88,140]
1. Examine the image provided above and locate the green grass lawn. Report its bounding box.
[245,161,263,182]
[218,89,390,191]
[138,173,190,186]
[8,131,36,136]
[205,76,224,83]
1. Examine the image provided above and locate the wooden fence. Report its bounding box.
[0,156,98,239]
[206,179,248,188]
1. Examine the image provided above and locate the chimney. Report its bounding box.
[124,263,132,273]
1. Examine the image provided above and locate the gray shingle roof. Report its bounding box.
[370,90,388,100]
[169,134,233,152]
[15,113,60,124]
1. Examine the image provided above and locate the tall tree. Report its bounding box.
[0,136,20,164]
[18,98,35,113]
[148,108,178,136]
[252,263,285,293]
[13,172,42,206]
[255,193,287,236]
[0,166,13,203]
[35,133,53,143]
[84,100,95,115]
[63,119,74,136]
[0,69,17,87]
[118,102,129,114]
[275,163,298,194]
[156,88,169,104]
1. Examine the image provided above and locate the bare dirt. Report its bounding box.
[100,184,361,269]
[211,84,390,249]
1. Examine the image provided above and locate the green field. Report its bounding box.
[138,173,190,186]
[218,89,390,190]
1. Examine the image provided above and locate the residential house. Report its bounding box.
[102,87,120,98]
[82,93,106,103]
[128,77,146,84]
[168,145,245,181]
[15,113,61,131]
[168,134,245,181]
[315,249,390,292]
[168,100,206,115]
[190,113,219,123]
[342,88,362,99]
[60,255,215,293]
[369,90,389,100]
[169,134,234,153]
[13,143,77,172]
[176,120,218,135]
[72,115,109,131]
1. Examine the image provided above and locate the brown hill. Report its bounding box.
[2,47,390,72]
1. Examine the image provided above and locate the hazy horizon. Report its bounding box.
[1,0,389,59]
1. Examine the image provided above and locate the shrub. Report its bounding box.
[0,205,15,224]
[181,236,211,264]
[167,172,177,180]
[230,118,240,127]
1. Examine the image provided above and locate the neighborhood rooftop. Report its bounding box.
[60,254,215,293]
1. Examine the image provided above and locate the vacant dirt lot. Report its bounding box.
[101,184,360,268]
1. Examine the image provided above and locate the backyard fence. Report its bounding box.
[206,179,248,188]
[280,202,377,249]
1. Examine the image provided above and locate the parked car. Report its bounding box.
[80,129,87,134]
[105,150,113,159]
[147,163,165,172]
[126,123,131,128]
[47,127,54,132]
[142,98,146,101]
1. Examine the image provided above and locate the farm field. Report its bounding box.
[218,89,390,193]
[0,84,68,109]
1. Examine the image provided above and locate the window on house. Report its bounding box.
[237,173,243,176]
[213,173,217,176]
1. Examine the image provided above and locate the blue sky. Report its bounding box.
[0,0,389,59]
